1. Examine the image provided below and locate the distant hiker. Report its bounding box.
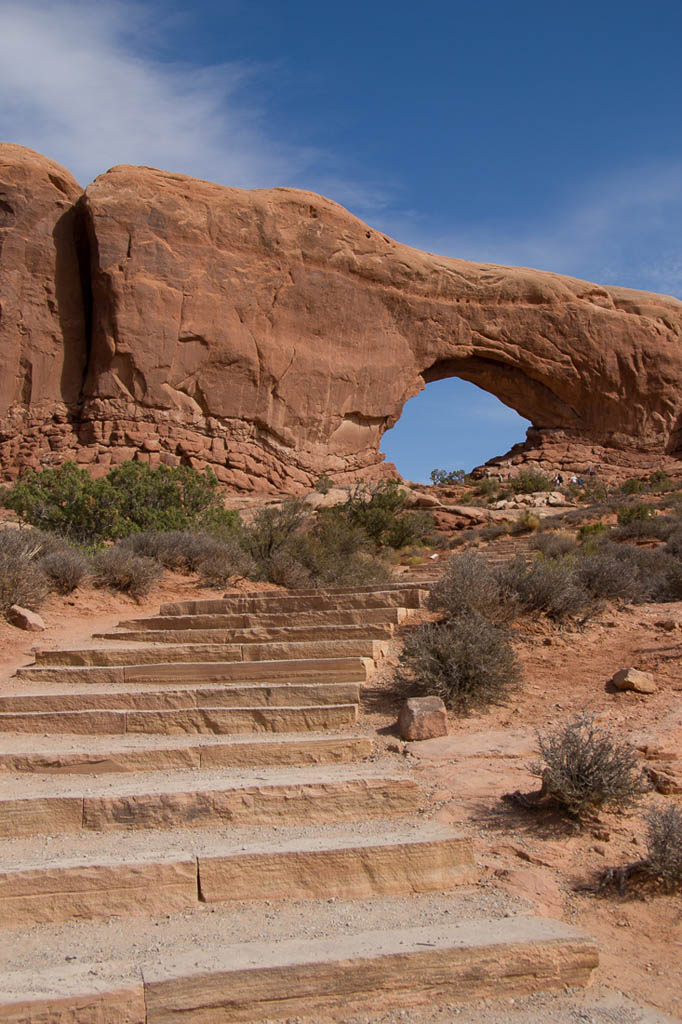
[570,474,578,484]
[554,473,564,486]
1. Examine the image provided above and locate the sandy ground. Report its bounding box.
[0,560,681,1021]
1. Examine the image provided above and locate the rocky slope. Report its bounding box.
[2,144,682,489]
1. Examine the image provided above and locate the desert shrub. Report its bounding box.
[196,536,258,587]
[243,499,310,565]
[649,470,676,492]
[578,522,608,541]
[93,546,163,600]
[314,472,336,494]
[576,546,645,603]
[532,715,649,818]
[530,531,578,559]
[619,477,645,496]
[3,461,236,543]
[341,480,433,549]
[38,548,90,594]
[448,529,477,548]
[474,478,499,497]
[509,511,540,535]
[428,551,517,624]
[479,522,511,542]
[0,547,49,614]
[498,554,594,621]
[118,530,238,573]
[301,517,392,587]
[510,469,553,494]
[616,502,656,527]
[645,805,682,891]
[664,528,682,557]
[395,611,521,711]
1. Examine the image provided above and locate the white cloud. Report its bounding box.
[0,0,312,187]
[382,162,682,300]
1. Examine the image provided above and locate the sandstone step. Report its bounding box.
[159,588,428,617]
[0,681,360,713]
[94,620,396,645]
[0,826,474,926]
[0,732,372,773]
[119,606,411,630]
[0,702,357,736]
[31,638,388,667]
[0,767,420,836]
[223,581,431,597]
[14,655,372,686]
[0,917,598,1022]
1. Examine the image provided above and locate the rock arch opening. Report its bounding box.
[380,375,531,484]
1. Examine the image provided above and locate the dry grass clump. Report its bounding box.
[529,530,578,559]
[531,715,649,818]
[395,610,521,712]
[39,549,90,594]
[93,547,163,600]
[645,805,682,891]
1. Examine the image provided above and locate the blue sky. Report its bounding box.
[2,0,681,481]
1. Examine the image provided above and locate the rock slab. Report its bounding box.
[611,667,657,694]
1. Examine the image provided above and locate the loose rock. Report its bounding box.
[398,696,449,741]
[7,604,46,632]
[611,667,657,694]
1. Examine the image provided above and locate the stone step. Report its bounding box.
[0,732,372,773]
[0,702,357,736]
[0,681,360,713]
[14,655,372,686]
[0,826,474,926]
[30,638,388,667]
[222,581,431,598]
[95,620,396,645]
[0,917,598,1022]
[119,606,411,630]
[0,767,421,836]
[159,588,428,616]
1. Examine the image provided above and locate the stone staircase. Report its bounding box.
[0,581,598,1022]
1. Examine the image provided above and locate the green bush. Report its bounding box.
[93,546,163,600]
[578,522,608,540]
[430,468,468,485]
[243,499,310,566]
[314,472,336,494]
[616,502,656,526]
[395,611,521,712]
[532,715,648,818]
[3,461,236,543]
[510,469,553,494]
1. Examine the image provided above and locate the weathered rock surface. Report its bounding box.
[2,144,682,489]
[0,145,86,470]
[611,667,657,694]
[6,606,46,633]
[398,696,449,741]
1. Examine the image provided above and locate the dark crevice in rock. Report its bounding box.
[72,195,94,413]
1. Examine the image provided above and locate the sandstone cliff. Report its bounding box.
[1,144,681,488]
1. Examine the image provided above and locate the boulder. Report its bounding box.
[398,696,449,741]
[611,667,657,694]
[7,605,46,632]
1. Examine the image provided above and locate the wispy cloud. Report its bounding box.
[0,0,312,187]
[384,162,682,299]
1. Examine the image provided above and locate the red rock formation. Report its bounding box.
[1,144,682,488]
[0,145,86,473]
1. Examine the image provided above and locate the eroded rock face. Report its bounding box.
[1,144,682,489]
[0,145,86,471]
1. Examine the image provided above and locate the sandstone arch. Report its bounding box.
[1,144,682,488]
